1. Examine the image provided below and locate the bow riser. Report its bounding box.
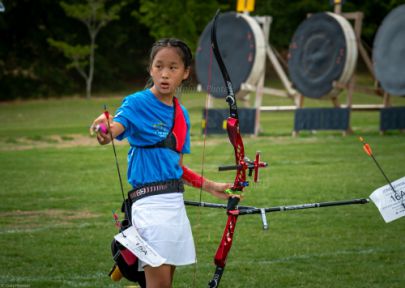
[227,117,247,190]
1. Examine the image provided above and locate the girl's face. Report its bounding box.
[149,47,190,100]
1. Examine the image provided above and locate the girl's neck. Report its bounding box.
[150,87,174,106]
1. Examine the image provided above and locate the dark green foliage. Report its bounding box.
[48,0,125,98]
[0,0,152,100]
[133,0,223,52]
[255,0,405,49]
[1,0,404,99]
[0,0,81,100]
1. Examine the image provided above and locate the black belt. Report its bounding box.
[128,179,184,203]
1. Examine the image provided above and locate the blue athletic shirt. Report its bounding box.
[114,89,191,188]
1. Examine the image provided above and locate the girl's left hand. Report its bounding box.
[204,181,233,200]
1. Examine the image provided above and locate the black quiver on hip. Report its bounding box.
[108,199,146,287]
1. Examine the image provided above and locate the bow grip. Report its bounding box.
[227,195,240,211]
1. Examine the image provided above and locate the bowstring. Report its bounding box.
[193,31,215,288]
[200,45,214,203]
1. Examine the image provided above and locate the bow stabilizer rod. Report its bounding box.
[185,198,369,229]
[185,198,369,212]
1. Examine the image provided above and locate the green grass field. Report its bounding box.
[0,91,404,288]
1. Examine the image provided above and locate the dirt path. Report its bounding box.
[0,134,128,151]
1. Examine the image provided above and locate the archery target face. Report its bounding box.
[288,12,357,99]
[373,4,405,96]
[195,12,265,98]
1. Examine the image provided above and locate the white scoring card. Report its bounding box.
[115,226,166,267]
[369,176,405,223]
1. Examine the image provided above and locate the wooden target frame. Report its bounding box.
[293,2,401,136]
[197,3,404,136]
[196,12,299,136]
[329,4,405,135]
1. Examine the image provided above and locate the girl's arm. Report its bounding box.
[201,180,232,200]
[180,156,231,200]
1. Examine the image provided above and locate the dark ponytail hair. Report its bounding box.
[145,38,193,88]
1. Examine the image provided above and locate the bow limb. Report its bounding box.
[207,10,268,287]
[211,11,238,118]
[211,10,247,193]
[208,210,239,288]
[208,10,245,288]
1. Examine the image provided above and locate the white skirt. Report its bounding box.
[131,192,196,268]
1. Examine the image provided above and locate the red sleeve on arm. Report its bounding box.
[182,166,204,188]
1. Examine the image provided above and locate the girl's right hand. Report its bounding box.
[90,113,112,145]
[90,113,125,145]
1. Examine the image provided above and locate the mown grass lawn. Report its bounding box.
[0,91,404,288]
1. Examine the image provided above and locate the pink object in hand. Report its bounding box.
[96,123,108,134]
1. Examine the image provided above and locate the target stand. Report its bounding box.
[331,9,396,131]
[292,2,405,135]
[372,4,405,133]
[288,3,359,136]
[337,4,405,134]
[195,12,299,136]
[243,15,300,136]
[195,4,405,136]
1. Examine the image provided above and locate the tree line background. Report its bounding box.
[0,0,403,101]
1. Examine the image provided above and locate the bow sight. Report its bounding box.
[218,152,268,184]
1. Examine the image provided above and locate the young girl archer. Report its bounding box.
[91,38,231,288]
